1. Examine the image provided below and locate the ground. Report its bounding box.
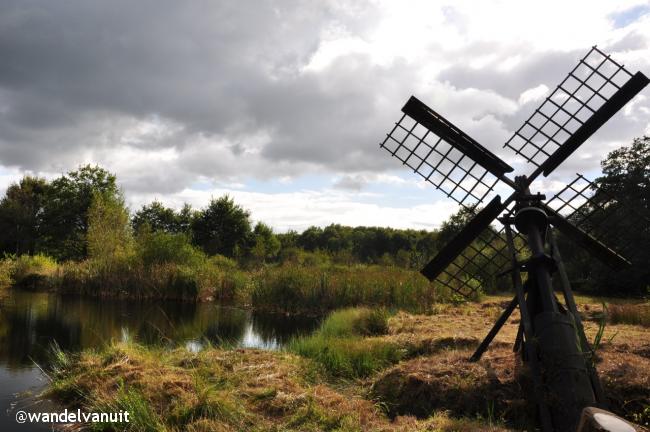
[46,294,650,431]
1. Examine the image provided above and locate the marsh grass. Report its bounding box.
[44,341,365,431]
[253,264,437,314]
[46,298,646,431]
[318,307,389,337]
[609,303,650,327]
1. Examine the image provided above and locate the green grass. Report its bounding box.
[9,254,59,290]
[318,307,389,337]
[288,307,402,379]
[289,334,403,379]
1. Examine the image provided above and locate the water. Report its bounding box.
[0,290,319,431]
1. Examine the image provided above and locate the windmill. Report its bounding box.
[378,46,649,432]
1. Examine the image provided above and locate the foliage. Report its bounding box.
[561,137,650,295]
[0,176,49,255]
[280,224,438,267]
[41,165,120,260]
[250,222,281,264]
[9,253,59,290]
[136,229,205,268]
[87,191,134,266]
[132,201,194,235]
[191,195,252,258]
[0,256,15,289]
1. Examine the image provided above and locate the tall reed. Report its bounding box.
[252,264,437,314]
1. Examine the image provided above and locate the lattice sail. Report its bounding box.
[381,97,513,209]
[545,174,650,262]
[435,205,528,298]
[504,46,642,168]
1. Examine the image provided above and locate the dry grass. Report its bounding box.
[45,294,650,431]
[46,341,510,431]
[608,303,650,327]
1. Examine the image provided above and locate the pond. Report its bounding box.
[0,290,320,431]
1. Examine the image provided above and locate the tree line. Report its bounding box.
[0,137,647,294]
[0,165,441,267]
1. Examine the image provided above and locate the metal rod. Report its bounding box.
[470,295,518,362]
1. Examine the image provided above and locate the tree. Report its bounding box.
[251,222,280,263]
[87,191,133,265]
[437,205,478,247]
[191,195,252,257]
[132,201,191,234]
[41,165,119,260]
[0,176,49,255]
[572,137,649,294]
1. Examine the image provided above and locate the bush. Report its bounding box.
[136,230,206,268]
[11,254,59,289]
[0,256,16,288]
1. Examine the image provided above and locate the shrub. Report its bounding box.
[136,230,205,268]
[11,254,59,289]
[0,256,16,288]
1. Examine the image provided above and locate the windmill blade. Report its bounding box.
[421,196,507,281]
[544,206,630,270]
[381,96,515,209]
[401,96,514,177]
[545,174,649,267]
[434,211,528,298]
[504,46,649,175]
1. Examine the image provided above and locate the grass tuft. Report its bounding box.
[288,307,401,379]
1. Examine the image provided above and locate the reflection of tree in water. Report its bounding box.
[0,291,321,372]
[201,307,248,345]
[250,312,321,346]
[0,296,81,368]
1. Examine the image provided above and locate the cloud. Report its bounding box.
[0,0,648,230]
[128,186,459,233]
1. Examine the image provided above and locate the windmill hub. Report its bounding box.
[514,206,548,234]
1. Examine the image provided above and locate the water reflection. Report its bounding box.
[0,291,319,369]
[0,290,320,431]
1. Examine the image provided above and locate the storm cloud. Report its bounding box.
[0,0,649,229]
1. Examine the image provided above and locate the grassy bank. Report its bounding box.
[44,299,650,431]
[46,340,508,432]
